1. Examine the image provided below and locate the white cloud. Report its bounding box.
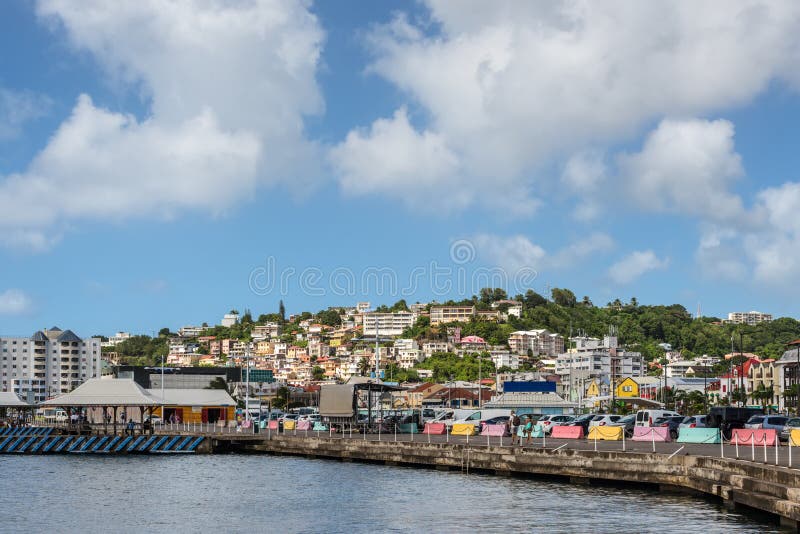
[329,108,466,211]
[618,118,745,222]
[695,226,748,281]
[0,0,324,249]
[340,1,800,212]
[561,150,607,221]
[0,89,51,141]
[744,182,800,284]
[607,250,668,285]
[0,289,34,315]
[474,232,613,273]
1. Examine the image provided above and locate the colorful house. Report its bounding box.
[615,377,639,398]
[148,389,236,424]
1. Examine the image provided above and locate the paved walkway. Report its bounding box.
[262,429,800,469]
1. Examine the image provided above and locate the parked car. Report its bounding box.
[540,415,575,434]
[744,415,788,432]
[589,414,623,428]
[571,413,597,434]
[654,415,684,440]
[635,409,682,427]
[780,418,800,443]
[482,415,510,427]
[678,415,707,429]
[281,414,300,423]
[609,414,636,437]
[706,407,764,440]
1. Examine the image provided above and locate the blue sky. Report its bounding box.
[2,1,800,336]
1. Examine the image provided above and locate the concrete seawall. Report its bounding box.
[242,436,800,528]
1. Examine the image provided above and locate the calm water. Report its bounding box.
[0,455,781,533]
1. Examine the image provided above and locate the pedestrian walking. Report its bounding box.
[509,411,521,445]
[524,416,535,446]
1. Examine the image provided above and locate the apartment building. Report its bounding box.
[422,342,451,358]
[178,325,205,338]
[362,312,417,337]
[1,327,101,403]
[251,323,282,341]
[430,306,476,325]
[508,330,565,357]
[725,311,773,325]
[555,335,643,385]
[100,332,132,348]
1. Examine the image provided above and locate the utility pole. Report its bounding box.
[739,332,744,407]
[245,343,250,421]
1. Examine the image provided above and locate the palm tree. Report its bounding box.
[358,357,370,377]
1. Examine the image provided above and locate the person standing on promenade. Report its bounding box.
[523,416,535,446]
[509,411,520,445]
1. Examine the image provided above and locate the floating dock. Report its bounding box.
[0,427,205,454]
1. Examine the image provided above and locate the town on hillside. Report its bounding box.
[2,289,797,415]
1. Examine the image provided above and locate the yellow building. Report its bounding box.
[585,379,601,398]
[615,377,639,398]
[148,389,236,424]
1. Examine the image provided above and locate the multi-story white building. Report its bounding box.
[1,327,101,403]
[491,352,520,370]
[362,312,417,337]
[555,335,643,386]
[422,342,451,358]
[725,311,772,325]
[221,313,239,327]
[178,325,205,338]
[252,323,282,341]
[508,330,565,357]
[430,306,475,325]
[397,349,424,369]
[100,332,132,348]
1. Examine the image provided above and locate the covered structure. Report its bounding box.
[41,378,160,433]
[0,391,34,425]
[320,377,403,430]
[146,389,235,424]
[583,395,664,409]
[483,391,578,415]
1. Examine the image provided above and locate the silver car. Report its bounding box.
[678,415,707,429]
[744,415,788,432]
[780,417,800,443]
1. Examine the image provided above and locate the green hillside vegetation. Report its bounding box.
[403,288,800,367]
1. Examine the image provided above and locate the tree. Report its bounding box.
[316,309,342,327]
[551,288,576,307]
[630,297,639,307]
[279,300,286,324]
[389,299,409,312]
[158,327,171,337]
[522,290,547,308]
[312,366,326,381]
[580,296,593,307]
[358,357,370,377]
[240,309,253,324]
[272,386,290,410]
[229,309,239,315]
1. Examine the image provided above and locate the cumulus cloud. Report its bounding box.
[0,289,34,315]
[618,118,745,222]
[0,89,51,141]
[336,1,800,212]
[474,232,613,273]
[607,250,669,285]
[561,150,607,221]
[0,0,324,249]
[329,108,466,211]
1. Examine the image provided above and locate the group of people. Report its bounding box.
[507,411,538,446]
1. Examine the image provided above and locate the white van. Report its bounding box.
[448,409,511,430]
[635,409,681,427]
